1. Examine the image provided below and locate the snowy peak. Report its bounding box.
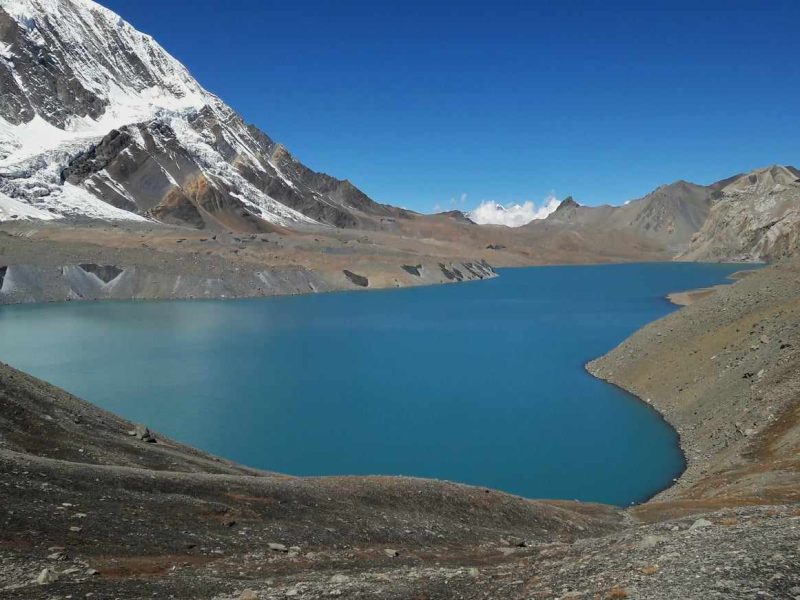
[1,0,206,121]
[0,0,209,164]
[0,0,395,228]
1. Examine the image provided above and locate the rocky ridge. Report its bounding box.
[0,0,407,230]
[679,166,800,262]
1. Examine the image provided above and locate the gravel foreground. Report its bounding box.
[1,259,799,599]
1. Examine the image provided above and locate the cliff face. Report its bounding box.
[679,166,800,262]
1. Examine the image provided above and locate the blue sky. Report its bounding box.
[103,0,799,213]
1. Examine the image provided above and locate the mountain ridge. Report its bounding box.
[0,0,401,230]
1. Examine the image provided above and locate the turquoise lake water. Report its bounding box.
[0,262,749,505]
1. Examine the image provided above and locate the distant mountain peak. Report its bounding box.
[556,196,580,211]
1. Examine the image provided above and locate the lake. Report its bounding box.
[0,262,748,505]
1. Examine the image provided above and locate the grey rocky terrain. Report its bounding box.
[1,261,800,598]
[679,166,800,262]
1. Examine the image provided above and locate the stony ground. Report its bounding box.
[1,248,799,599]
[590,259,800,507]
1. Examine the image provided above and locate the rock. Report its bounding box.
[128,423,157,443]
[690,518,713,530]
[384,548,400,557]
[343,270,369,287]
[468,567,480,577]
[289,546,301,553]
[330,574,349,584]
[47,550,68,561]
[86,568,98,576]
[239,590,259,600]
[69,526,82,532]
[640,535,667,548]
[268,543,288,553]
[36,568,59,585]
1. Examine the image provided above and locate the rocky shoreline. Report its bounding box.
[589,260,799,508]
[0,258,798,598]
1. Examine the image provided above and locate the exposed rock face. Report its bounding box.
[77,263,122,284]
[0,0,405,230]
[343,269,369,287]
[679,165,800,262]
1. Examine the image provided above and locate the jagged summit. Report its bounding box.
[0,0,397,228]
[556,196,580,211]
[680,164,800,261]
[718,164,800,195]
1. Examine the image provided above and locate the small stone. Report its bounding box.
[36,568,59,585]
[267,543,287,553]
[468,567,480,577]
[86,568,98,576]
[69,526,82,533]
[47,551,68,561]
[289,546,301,553]
[330,574,349,584]
[239,590,259,600]
[384,548,400,557]
[690,518,713,529]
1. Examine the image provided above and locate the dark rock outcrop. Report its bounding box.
[343,270,369,287]
[77,264,123,284]
[401,264,422,277]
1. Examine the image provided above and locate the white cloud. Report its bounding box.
[469,196,560,227]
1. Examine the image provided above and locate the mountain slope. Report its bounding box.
[539,180,716,253]
[679,165,800,261]
[0,0,403,229]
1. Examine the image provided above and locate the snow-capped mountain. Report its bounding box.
[0,0,403,228]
